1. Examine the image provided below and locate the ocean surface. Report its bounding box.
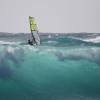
[0,33,100,100]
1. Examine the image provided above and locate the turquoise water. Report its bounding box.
[0,34,100,100]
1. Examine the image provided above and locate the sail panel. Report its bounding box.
[29,16,38,32]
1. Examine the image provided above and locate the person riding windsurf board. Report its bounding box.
[28,16,40,45]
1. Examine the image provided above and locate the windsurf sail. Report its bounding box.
[29,16,40,45]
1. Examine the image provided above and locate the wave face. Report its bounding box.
[0,33,100,100]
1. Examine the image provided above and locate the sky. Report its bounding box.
[0,0,100,33]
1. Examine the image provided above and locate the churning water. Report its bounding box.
[0,33,100,100]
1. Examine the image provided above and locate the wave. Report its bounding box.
[0,41,22,45]
[41,36,100,47]
[81,36,100,43]
[0,33,100,100]
[0,32,100,46]
[0,44,100,100]
[67,35,100,43]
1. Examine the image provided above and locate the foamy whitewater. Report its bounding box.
[0,33,100,100]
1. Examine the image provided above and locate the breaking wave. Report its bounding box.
[0,33,100,100]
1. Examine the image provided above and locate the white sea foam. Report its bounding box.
[82,36,100,43]
[69,36,100,43]
[0,41,21,45]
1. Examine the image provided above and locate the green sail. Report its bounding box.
[29,16,38,32]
